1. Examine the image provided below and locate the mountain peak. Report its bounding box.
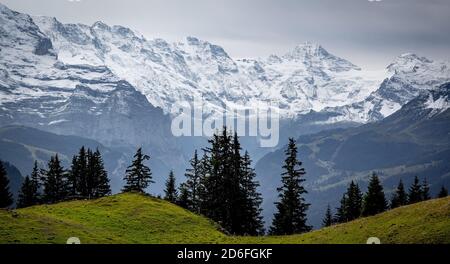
[387,53,434,73]
[284,41,329,60]
[92,21,110,31]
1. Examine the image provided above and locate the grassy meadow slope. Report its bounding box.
[0,193,449,244]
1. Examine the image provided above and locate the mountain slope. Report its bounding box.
[0,3,185,176]
[0,193,448,244]
[256,83,450,228]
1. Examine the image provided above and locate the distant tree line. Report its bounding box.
[322,174,448,227]
[0,147,111,209]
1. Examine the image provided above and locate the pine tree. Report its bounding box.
[438,186,448,198]
[71,146,88,198]
[122,148,153,193]
[270,138,311,235]
[42,154,68,204]
[421,177,431,201]
[68,155,79,197]
[200,132,227,228]
[362,173,387,216]
[390,179,408,209]
[17,176,39,208]
[334,193,348,223]
[184,150,201,212]
[322,204,333,227]
[0,161,13,208]
[30,161,41,203]
[227,130,245,234]
[90,149,111,198]
[197,152,212,216]
[240,151,264,235]
[177,183,190,209]
[164,170,178,203]
[408,176,423,204]
[346,181,363,221]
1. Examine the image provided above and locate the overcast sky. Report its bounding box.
[2,0,449,69]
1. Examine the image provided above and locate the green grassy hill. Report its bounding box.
[0,193,449,244]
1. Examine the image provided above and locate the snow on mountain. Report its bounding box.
[2,2,450,128]
[32,14,386,118]
[0,3,181,167]
[322,53,450,123]
[408,82,450,118]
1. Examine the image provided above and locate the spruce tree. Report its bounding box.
[438,186,448,198]
[164,170,178,203]
[408,176,423,204]
[390,179,408,209]
[421,177,431,201]
[0,161,13,208]
[197,152,212,215]
[72,146,88,198]
[30,161,41,203]
[177,183,190,209]
[68,155,80,197]
[346,181,363,221]
[334,193,348,223]
[201,132,227,228]
[91,149,111,198]
[184,150,201,212]
[17,176,39,208]
[362,173,387,216]
[42,154,68,204]
[122,148,153,193]
[240,151,264,235]
[270,138,311,235]
[322,204,333,227]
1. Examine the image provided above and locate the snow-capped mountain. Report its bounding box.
[0,3,183,180]
[322,53,450,123]
[1,1,450,137]
[31,13,385,118]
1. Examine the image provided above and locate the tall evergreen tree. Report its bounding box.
[194,129,264,235]
[270,138,311,235]
[227,130,245,234]
[200,132,227,228]
[421,177,431,201]
[164,170,178,203]
[322,204,333,227]
[122,148,153,193]
[177,183,190,209]
[17,176,39,208]
[70,146,88,198]
[30,161,41,202]
[90,149,111,198]
[362,173,387,216]
[42,154,68,204]
[240,151,265,235]
[184,150,201,212]
[334,193,348,223]
[390,179,408,209]
[0,161,13,208]
[408,176,423,204]
[197,152,212,216]
[346,181,363,221]
[438,186,448,198]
